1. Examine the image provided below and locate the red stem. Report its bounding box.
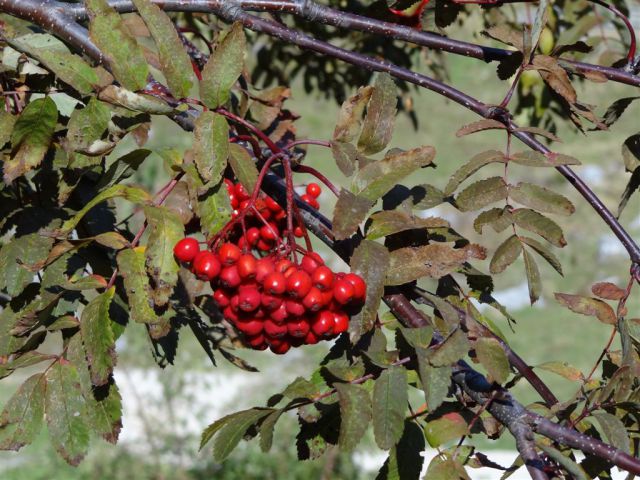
[293,165,340,197]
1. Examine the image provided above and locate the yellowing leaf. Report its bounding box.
[555,293,616,324]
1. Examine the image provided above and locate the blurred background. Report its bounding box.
[1,11,640,479]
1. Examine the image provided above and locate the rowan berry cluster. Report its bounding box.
[173,179,366,355]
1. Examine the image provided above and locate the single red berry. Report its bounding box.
[260,223,279,242]
[235,182,250,201]
[321,289,334,307]
[246,334,266,349]
[238,288,261,312]
[301,253,324,274]
[306,183,321,198]
[237,254,258,279]
[219,265,241,288]
[301,194,320,209]
[311,311,334,337]
[333,311,349,334]
[235,318,263,336]
[269,340,291,355]
[257,239,272,251]
[245,227,260,246]
[312,266,334,291]
[229,193,239,209]
[255,257,275,283]
[265,196,282,212]
[344,273,366,301]
[294,226,304,238]
[275,258,293,274]
[302,287,324,312]
[287,270,312,299]
[304,330,320,345]
[269,302,289,323]
[333,279,355,305]
[263,272,287,295]
[261,293,283,310]
[222,306,239,323]
[274,210,286,221]
[264,319,288,338]
[230,294,240,313]
[239,199,250,212]
[288,318,310,338]
[212,288,231,308]
[192,251,221,281]
[283,265,298,279]
[218,243,242,266]
[174,238,200,263]
[285,299,306,317]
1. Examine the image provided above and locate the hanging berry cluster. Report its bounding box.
[174,156,366,355]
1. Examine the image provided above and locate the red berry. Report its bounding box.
[288,318,310,338]
[230,294,240,312]
[302,287,324,312]
[219,265,241,288]
[245,227,260,246]
[235,318,263,336]
[301,253,323,274]
[261,293,283,310]
[229,193,239,209]
[283,265,298,279]
[264,319,288,338]
[289,336,305,348]
[222,306,238,323]
[257,239,272,251]
[333,311,349,334]
[265,196,282,212]
[218,243,242,266]
[311,311,334,337]
[306,183,321,198]
[255,257,275,283]
[263,272,286,295]
[235,182,250,201]
[269,340,291,355]
[174,238,200,263]
[246,334,266,349]
[301,194,320,209]
[237,254,257,279]
[192,251,221,281]
[269,303,289,323]
[275,259,293,274]
[321,289,334,306]
[312,266,334,291]
[260,223,279,242]
[294,226,304,238]
[333,279,355,305]
[304,331,320,345]
[238,288,261,312]
[344,273,366,301]
[212,288,231,308]
[287,270,312,298]
[285,299,306,317]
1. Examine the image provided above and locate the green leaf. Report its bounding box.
[593,412,630,454]
[98,85,173,114]
[523,248,541,304]
[0,110,16,148]
[373,366,407,450]
[79,288,115,387]
[510,151,580,167]
[520,236,563,275]
[86,0,149,91]
[334,85,373,143]
[117,247,157,324]
[205,408,272,462]
[554,293,616,324]
[332,189,373,241]
[358,73,397,155]
[474,337,510,384]
[490,235,522,274]
[349,240,390,343]
[353,146,435,202]
[513,209,566,247]
[455,177,508,212]
[473,207,514,234]
[66,98,111,168]
[5,97,58,184]
[0,234,53,297]
[399,326,433,349]
[60,184,151,234]
[444,150,506,196]
[416,350,451,411]
[0,373,46,450]
[144,206,184,308]
[228,143,258,194]
[387,243,486,285]
[536,361,583,381]
[367,209,448,240]
[424,455,470,480]
[45,362,90,466]
[335,383,372,452]
[98,149,151,188]
[195,180,232,239]
[131,0,196,98]
[429,329,469,367]
[413,184,445,209]
[509,182,575,216]
[194,111,229,183]
[200,23,246,108]
[259,409,284,453]
[8,34,99,94]
[375,421,425,480]
[425,412,468,447]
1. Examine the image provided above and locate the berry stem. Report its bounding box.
[292,165,340,197]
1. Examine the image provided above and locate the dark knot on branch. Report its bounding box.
[294,0,323,23]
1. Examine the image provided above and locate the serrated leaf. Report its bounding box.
[358,73,397,155]
[334,86,373,143]
[593,412,630,454]
[0,373,46,450]
[259,409,284,453]
[131,0,196,98]
[332,189,373,241]
[196,180,232,239]
[489,235,522,275]
[475,337,510,384]
[532,55,577,104]
[367,209,448,240]
[144,205,184,307]
[331,141,357,177]
[4,97,58,184]
[513,209,566,247]
[425,455,470,480]
[387,243,486,285]
[425,412,468,447]
[97,85,173,114]
[45,362,90,465]
[0,234,53,297]
[473,208,514,234]
[455,119,506,137]
[200,23,246,108]
[444,150,506,196]
[591,282,626,301]
[66,98,111,168]
[519,236,563,275]
[117,248,157,324]
[522,248,541,304]
[79,288,115,386]
[399,326,433,349]
[375,421,425,480]
[455,177,507,212]
[536,361,583,381]
[429,329,469,367]
[60,184,151,234]
[353,146,435,202]
[210,408,272,462]
[349,240,390,343]
[194,111,229,183]
[413,184,445,209]
[86,0,149,91]
[335,383,372,451]
[94,232,129,250]
[554,293,616,324]
[509,182,575,216]
[228,143,258,194]
[373,366,407,450]
[510,151,580,167]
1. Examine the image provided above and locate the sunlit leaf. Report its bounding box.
[0,373,46,450]
[509,182,575,216]
[554,293,616,324]
[80,288,115,386]
[444,150,506,196]
[194,111,229,183]
[336,383,372,451]
[475,337,510,383]
[455,177,507,212]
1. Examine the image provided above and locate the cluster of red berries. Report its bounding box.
[173,180,366,355]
